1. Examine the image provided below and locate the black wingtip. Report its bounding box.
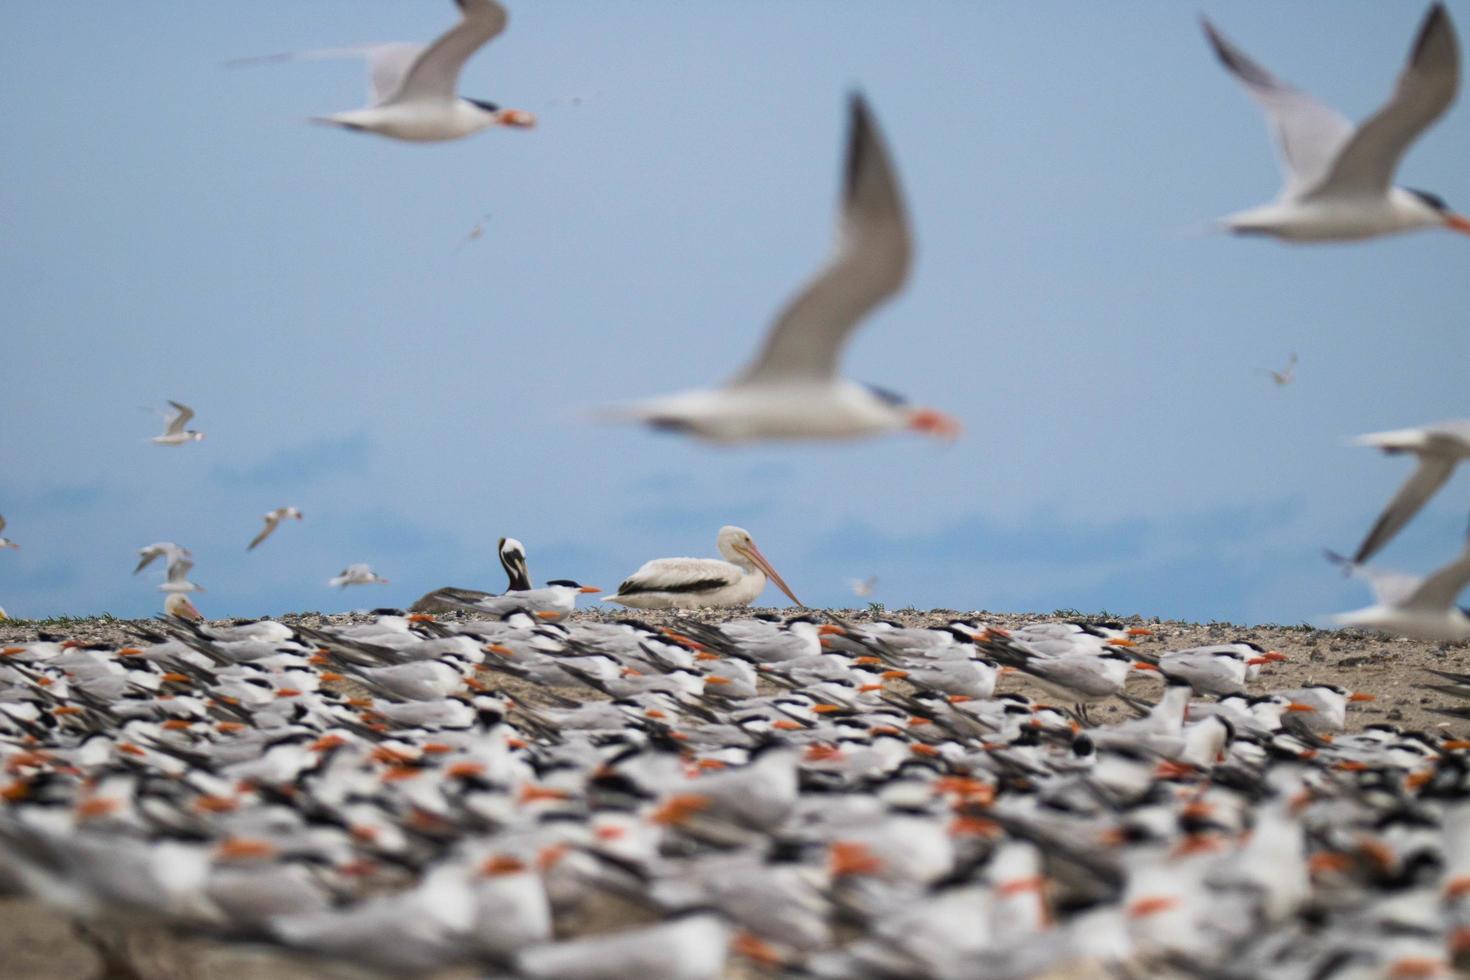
[1411,2,1455,64]
[844,91,875,201]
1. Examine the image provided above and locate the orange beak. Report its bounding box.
[498,108,537,128]
[1264,651,1287,662]
[906,407,963,441]
[1126,627,1153,636]
[1348,692,1376,703]
[1446,213,1470,235]
[1132,662,1160,671]
[737,540,803,607]
[1284,702,1316,713]
[579,585,601,594]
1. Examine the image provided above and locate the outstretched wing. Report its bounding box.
[1351,455,1456,564]
[391,0,507,104]
[1307,4,1459,199]
[247,516,279,551]
[734,93,911,385]
[164,401,195,436]
[1201,17,1355,199]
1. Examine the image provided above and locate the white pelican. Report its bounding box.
[603,93,960,443]
[165,593,204,622]
[604,526,803,609]
[1203,5,1470,242]
[330,563,390,588]
[1331,539,1470,642]
[0,515,17,550]
[1349,420,1470,564]
[151,401,204,446]
[248,506,304,551]
[238,0,536,142]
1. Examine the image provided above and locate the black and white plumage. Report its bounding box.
[1349,419,1470,565]
[604,94,960,443]
[1204,4,1470,241]
[238,0,536,142]
[151,400,204,446]
[247,506,303,551]
[605,526,802,610]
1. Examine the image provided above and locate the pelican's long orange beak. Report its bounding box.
[498,108,537,128]
[907,408,963,441]
[1446,213,1470,235]
[739,540,803,607]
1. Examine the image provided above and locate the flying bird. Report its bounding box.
[0,516,17,550]
[236,0,535,142]
[151,401,205,446]
[603,94,960,443]
[134,542,192,576]
[330,564,390,588]
[849,576,877,598]
[1348,420,1470,565]
[604,526,802,609]
[248,507,304,551]
[1203,4,1470,242]
[1262,352,1297,386]
[1329,539,1470,641]
[455,214,492,252]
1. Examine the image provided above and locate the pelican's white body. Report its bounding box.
[604,526,797,610]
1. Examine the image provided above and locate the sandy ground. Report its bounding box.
[0,606,1466,977]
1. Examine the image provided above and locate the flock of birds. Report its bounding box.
[2,563,1470,976]
[4,0,1470,976]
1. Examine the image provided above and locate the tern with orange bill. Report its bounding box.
[234,0,536,142]
[604,526,803,610]
[1203,4,1469,242]
[603,93,959,443]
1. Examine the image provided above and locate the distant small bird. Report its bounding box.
[1348,420,1470,565]
[1263,352,1297,386]
[0,515,18,550]
[849,575,877,598]
[248,507,304,551]
[151,401,205,446]
[604,526,802,609]
[164,592,204,622]
[134,542,192,576]
[1203,5,1470,242]
[455,214,492,252]
[237,0,536,142]
[330,564,390,588]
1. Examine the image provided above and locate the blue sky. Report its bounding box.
[2,2,1468,624]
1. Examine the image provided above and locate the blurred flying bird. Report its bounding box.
[248,507,304,551]
[0,515,17,550]
[605,526,802,609]
[330,564,390,588]
[151,401,205,446]
[455,214,492,252]
[1262,352,1297,386]
[1348,420,1470,564]
[134,542,192,576]
[1203,4,1469,241]
[849,575,877,597]
[233,0,535,142]
[603,94,960,443]
[1329,541,1470,641]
